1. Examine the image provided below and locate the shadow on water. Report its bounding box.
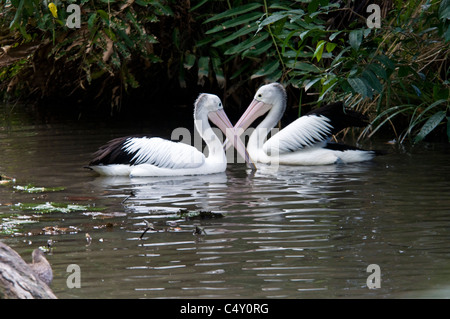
[2,106,450,298]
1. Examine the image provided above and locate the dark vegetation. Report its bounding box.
[0,0,449,143]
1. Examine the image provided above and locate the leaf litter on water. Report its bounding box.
[13,202,106,214]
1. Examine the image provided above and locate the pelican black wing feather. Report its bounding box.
[89,135,145,166]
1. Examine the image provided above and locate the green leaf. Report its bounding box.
[205,3,263,23]
[211,57,225,88]
[444,25,450,42]
[257,13,287,32]
[307,0,319,13]
[197,56,210,85]
[97,9,110,23]
[290,62,321,73]
[190,0,209,12]
[88,12,98,31]
[9,0,25,29]
[224,33,269,55]
[183,53,196,70]
[348,77,369,97]
[349,29,363,50]
[206,12,261,34]
[150,1,174,16]
[414,111,447,143]
[242,40,273,57]
[367,63,387,80]
[439,0,450,20]
[329,30,343,41]
[433,84,449,101]
[398,65,412,77]
[362,69,383,93]
[304,77,321,91]
[375,55,395,70]
[211,24,258,46]
[313,40,326,62]
[325,42,337,53]
[251,60,280,79]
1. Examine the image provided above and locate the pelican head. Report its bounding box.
[233,83,287,133]
[193,93,231,136]
[194,93,223,117]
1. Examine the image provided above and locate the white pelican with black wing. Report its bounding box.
[89,94,254,177]
[226,83,383,166]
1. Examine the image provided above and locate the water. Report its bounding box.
[1,108,450,299]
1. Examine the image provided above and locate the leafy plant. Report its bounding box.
[1,0,448,143]
[200,0,449,143]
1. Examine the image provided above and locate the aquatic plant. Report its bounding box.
[13,184,65,193]
[13,202,105,214]
[0,214,36,235]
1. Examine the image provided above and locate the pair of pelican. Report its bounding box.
[88,83,380,177]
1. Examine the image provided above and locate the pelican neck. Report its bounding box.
[248,98,285,153]
[194,112,224,160]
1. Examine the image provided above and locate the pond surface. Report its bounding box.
[1,106,450,299]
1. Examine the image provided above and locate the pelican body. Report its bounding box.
[89,94,254,177]
[228,83,381,166]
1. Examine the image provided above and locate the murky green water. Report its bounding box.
[1,106,450,299]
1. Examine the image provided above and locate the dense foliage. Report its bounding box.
[0,0,449,142]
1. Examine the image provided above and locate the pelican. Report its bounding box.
[88,94,254,177]
[226,83,381,166]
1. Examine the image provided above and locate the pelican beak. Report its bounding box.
[224,99,272,151]
[208,109,256,170]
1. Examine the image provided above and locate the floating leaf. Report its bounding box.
[0,215,36,235]
[14,202,105,214]
[13,184,65,193]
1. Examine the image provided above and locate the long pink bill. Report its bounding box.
[208,109,256,170]
[224,99,272,151]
